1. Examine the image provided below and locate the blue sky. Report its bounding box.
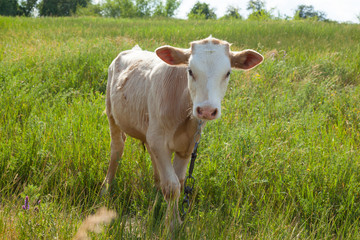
[176,0,360,23]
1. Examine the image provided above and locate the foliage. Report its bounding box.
[294,5,328,22]
[102,0,134,18]
[0,0,36,16]
[153,0,181,17]
[165,0,181,17]
[37,0,91,16]
[0,0,18,16]
[246,0,273,20]
[188,1,216,20]
[102,0,180,18]
[247,9,273,20]
[1,17,360,239]
[73,3,102,17]
[134,0,153,17]
[247,0,265,12]
[220,5,242,20]
[18,0,37,16]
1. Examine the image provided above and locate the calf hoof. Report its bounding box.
[165,201,183,234]
[161,179,181,201]
[165,215,182,233]
[100,179,111,196]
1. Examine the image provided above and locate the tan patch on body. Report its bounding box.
[190,37,230,55]
[191,38,228,45]
[211,38,224,45]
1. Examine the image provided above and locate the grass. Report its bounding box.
[1,17,360,239]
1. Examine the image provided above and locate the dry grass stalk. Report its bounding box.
[74,207,117,240]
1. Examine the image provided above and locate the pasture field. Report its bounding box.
[1,17,360,239]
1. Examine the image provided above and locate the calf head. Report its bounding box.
[156,36,263,121]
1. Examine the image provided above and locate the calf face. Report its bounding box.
[156,36,263,121]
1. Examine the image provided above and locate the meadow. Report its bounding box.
[1,17,360,239]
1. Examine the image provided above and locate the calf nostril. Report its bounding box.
[196,107,202,115]
[211,109,218,117]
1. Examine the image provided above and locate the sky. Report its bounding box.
[175,0,360,23]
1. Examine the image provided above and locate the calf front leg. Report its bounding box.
[173,153,191,190]
[146,135,182,228]
[145,143,160,189]
[147,141,180,200]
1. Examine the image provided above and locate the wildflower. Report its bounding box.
[22,196,29,210]
[34,199,41,213]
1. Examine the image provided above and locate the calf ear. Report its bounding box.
[230,50,263,70]
[156,46,190,66]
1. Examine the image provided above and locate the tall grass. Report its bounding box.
[1,17,360,239]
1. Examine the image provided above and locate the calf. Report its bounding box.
[103,36,263,227]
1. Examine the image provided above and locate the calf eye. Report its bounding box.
[226,71,231,78]
[188,69,194,77]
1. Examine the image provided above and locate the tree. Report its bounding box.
[221,5,242,19]
[18,0,37,16]
[188,1,216,20]
[164,0,180,17]
[38,0,91,16]
[102,0,135,18]
[38,0,56,16]
[153,0,166,16]
[294,5,327,21]
[246,0,273,20]
[153,0,181,17]
[73,3,102,17]
[0,0,18,16]
[103,0,179,18]
[247,0,265,13]
[134,0,153,17]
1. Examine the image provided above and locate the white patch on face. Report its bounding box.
[187,42,231,120]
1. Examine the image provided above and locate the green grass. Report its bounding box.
[1,17,360,239]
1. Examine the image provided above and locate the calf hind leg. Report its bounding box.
[102,115,126,193]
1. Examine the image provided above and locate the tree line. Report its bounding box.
[0,0,331,22]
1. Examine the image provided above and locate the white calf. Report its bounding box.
[103,36,263,227]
